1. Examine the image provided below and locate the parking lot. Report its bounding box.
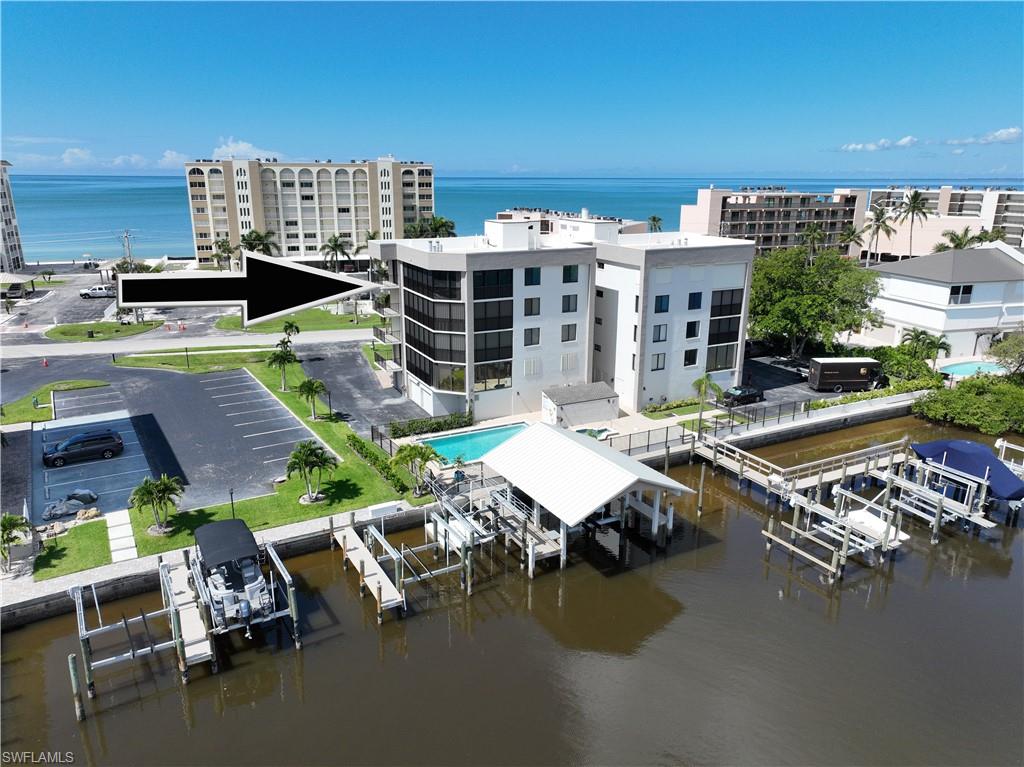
[744,357,843,405]
[32,411,152,525]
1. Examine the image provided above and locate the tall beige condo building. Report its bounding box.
[184,156,434,263]
[867,185,1024,253]
[1,160,25,272]
[680,186,868,258]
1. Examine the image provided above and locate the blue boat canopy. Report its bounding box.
[911,440,1024,501]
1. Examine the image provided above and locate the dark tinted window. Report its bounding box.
[562,265,579,283]
[473,300,513,331]
[710,288,744,317]
[708,316,741,345]
[654,295,670,313]
[524,267,541,286]
[473,269,513,299]
[688,291,702,310]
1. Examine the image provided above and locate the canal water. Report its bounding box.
[3,417,1022,766]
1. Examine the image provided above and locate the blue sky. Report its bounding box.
[3,2,1022,178]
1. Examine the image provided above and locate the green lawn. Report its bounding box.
[644,403,705,420]
[33,521,112,580]
[361,343,393,370]
[128,359,427,557]
[45,320,161,342]
[1,380,109,424]
[215,306,382,333]
[114,349,273,374]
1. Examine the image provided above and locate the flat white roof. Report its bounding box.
[480,423,692,527]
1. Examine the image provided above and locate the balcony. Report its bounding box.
[373,325,401,345]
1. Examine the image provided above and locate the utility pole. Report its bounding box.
[122,229,142,323]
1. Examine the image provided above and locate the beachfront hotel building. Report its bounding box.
[865,185,1024,254]
[680,186,869,258]
[0,160,25,272]
[183,156,434,264]
[369,211,754,419]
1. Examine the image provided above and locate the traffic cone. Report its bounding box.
[42,358,48,367]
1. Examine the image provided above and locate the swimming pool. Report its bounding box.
[420,422,527,463]
[939,361,1007,377]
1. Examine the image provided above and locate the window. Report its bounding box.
[597,261,605,269]
[596,289,604,298]
[949,284,973,305]
[633,325,638,342]
[711,288,744,317]
[594,344,602,352]
[653,324,668,342]
[524,267,541,286]
[303,233,317,239]
[654,294,670,313]
[300,181,313,188]
[688,291,702,310]
[287,245,300,252]
[631,354,636,371]
[686,320,700,339]
[707,344,737,372]
[562,294,578,313]
[524,358,541,376]
[285,220,298,227]
[634,295,640,312]
[282,181,295,188]
[473,361,511,392]
[708,316,741,345]
[474,331,513,362]
[473,269,513,300]
[595,316,603,326]
[287,233,299,240]
[651,353,666,371]
[338,207,350,214]
[562,264,579,283]
[524,328,540,346]
[684,349,698,367]
[560,352,578,372]
[301,195,314,201]
[561,323,577,342]
[524,297,540,316]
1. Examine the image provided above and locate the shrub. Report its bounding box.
[642,397,701,414]
[807,377,943,410]
[388,412,473,438]
[912,375,1024,435]
[345,434,409,493]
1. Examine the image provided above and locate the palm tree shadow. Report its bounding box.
[321,478,360,504]
[165,508,217,537]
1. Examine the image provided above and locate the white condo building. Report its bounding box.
[184,156,434,264]
[866,185,1024,254]
[1,160,25,272]
[855,242,1024,357]
[369,211,753,419]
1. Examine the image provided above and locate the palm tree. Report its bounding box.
[928,333,952,368]
[897,190,930,259]
[863,204,896,264]
[129,474,184,532]
[932,227,980,253]
[838,224,865,254]
[214,238,234,270]
[693,371,725,436]
[363,229,379,244]
[391,443,441,495]
[319,234,351,274]
[282,320,300,343]
[267,347,297,391]
[404,220,432,238]
[798,222,827,260]
[286,440,337,502]
[900,328,936,359]
[237,229,281,257]
[977,227,1006,243]
[40,269,56,283]
[648,215,663,233]
[297,378,327,420]
[1,514,31,572]
[426,216,456,238]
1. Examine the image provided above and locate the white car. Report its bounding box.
[79,285,115,299]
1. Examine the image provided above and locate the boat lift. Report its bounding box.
[65,543,299,722]
[763,476,910,585]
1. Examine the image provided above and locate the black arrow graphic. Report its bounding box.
[117,252,375,327]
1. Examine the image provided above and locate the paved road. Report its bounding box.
[299,342,425,435]
[0,327,374,358]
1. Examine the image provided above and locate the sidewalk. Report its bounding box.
[0,327,374,358]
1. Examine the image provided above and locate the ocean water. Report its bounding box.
[9,174,1023,263]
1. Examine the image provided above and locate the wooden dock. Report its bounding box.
[166,563,213,666]
[334,527,405,622]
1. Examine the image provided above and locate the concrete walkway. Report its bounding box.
[0,327,374,359]
[105,509,138,562]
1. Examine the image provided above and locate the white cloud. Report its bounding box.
[840,135,917,152]
[951,148,966,156]
[946,126,1022,146]
[212,137,280,161]
[6,135,82,145]
[157,149,188,169]
[8,152,59,167]
[112,153,148,169]
[61,147,94,166]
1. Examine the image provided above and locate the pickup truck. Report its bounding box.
[79,285,115,299]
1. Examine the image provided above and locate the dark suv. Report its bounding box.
[43,430,124,467]
[719,386,765,407]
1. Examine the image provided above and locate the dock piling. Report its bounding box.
[697,464,706,518]
[68,654,85,722]
[288,583,301,649]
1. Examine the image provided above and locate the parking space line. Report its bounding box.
[243,426,304,439]
[263,456,290,463]
[204,382,256,391]
[55,399,125,411]
[42,453,146,473]
[47,467,152,488]
[252,440,302,451]
[210,389,263,399]
[200,374,250,383]
[218,398,274,407]
[223,406,279,416]
[234,416,292,427]
[55,391,125,402]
